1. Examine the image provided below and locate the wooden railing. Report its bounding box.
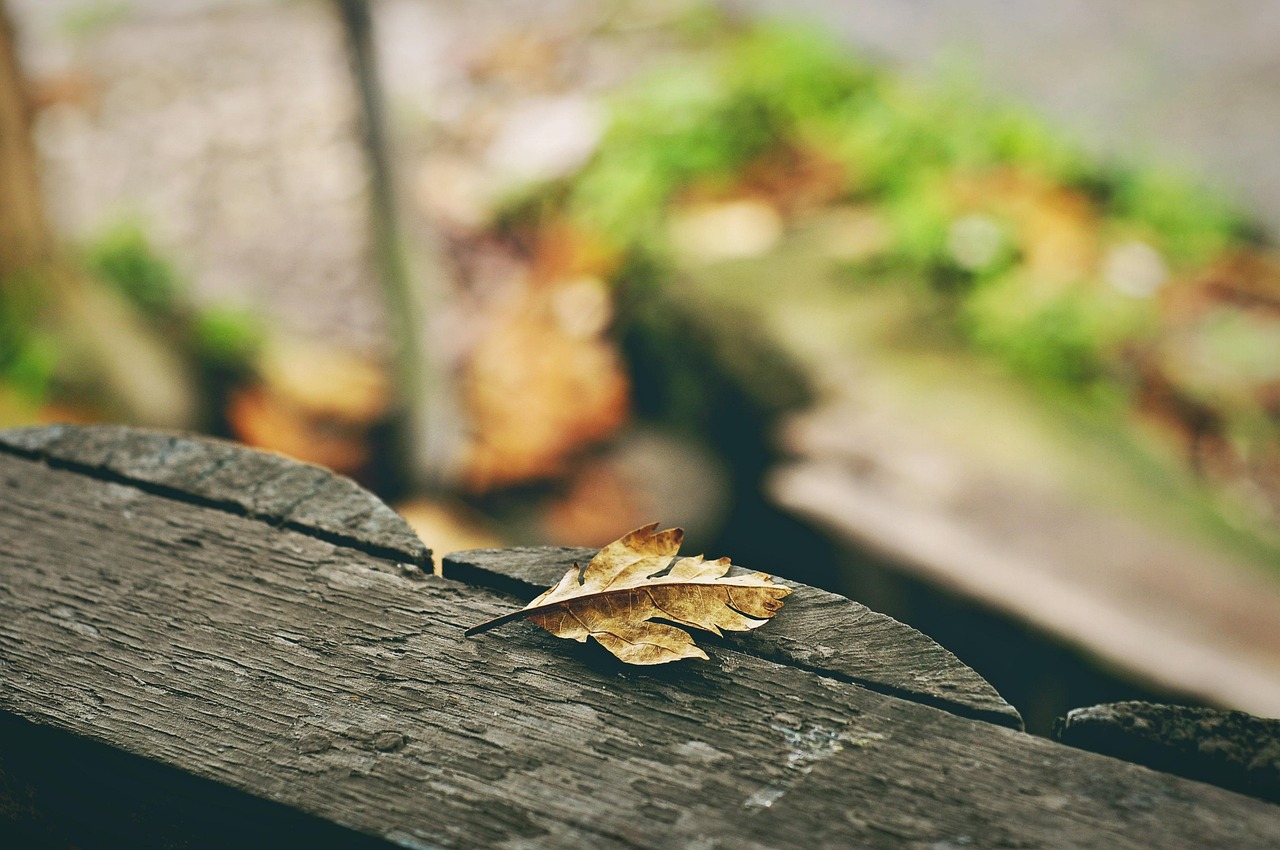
[1,425,1275,847]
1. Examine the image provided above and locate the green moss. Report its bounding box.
[84,222,183,316]
[0,268,60,402]
[59,0,133,39]
[80,220,260,388]
[1107,169,1247,268]
[194,306,262,368]
[513,17,1256,410]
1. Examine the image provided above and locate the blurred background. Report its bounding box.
[2,0,1279,734]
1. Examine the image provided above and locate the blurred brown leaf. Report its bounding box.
[395,498,505,563]
[951,168,1100,285]
[226,384,371,475]
[256,337,390,424]
[225,337,390,475]
[459,275,629,491]
[740,144,848,215]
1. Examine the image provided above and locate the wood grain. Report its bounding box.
[446,547,1023,728]
[2,433,1278,848]
[0,423,430,568]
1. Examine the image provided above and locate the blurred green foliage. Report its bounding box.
[85,222,183,316]
[1107,170,1242,267]
[193,305,262,368]
[59,1,133,39]
[0,221,261,417]
[86,222,261,365]
[0,270,59,401]
[537,22,1252,395]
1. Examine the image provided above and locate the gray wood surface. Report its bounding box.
[445,548,1022,729]
[0,423,430,568]
[2,426,1278,849]
[1055,701,1280,804]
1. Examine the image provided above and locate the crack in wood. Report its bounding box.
[0,440,430,570]
[190,452,236,486]
[272,471,339,526]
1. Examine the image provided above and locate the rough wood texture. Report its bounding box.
[1055,701,1280,804]
[446,547,1023,729]
[2,426,1278,849]
[0,424,430,568]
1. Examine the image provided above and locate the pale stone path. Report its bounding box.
[745,0,1280,233]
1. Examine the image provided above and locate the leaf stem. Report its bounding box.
[463,609,531,637]
[463,579,786,637]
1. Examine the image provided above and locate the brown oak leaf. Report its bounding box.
[465,523,791,664]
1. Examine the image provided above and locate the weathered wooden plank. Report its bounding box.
[0,712,389,849]
[0,423,429,568]
[2,425,1017,727]
[1055,701,1280,804]
[446,547,1023,729]
[2,440,1278,849]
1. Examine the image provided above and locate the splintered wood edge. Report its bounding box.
[445,547,1024,729]
[0,424,431,570]
[1054,701,1280,804]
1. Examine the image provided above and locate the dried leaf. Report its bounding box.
[465,523,790,664]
